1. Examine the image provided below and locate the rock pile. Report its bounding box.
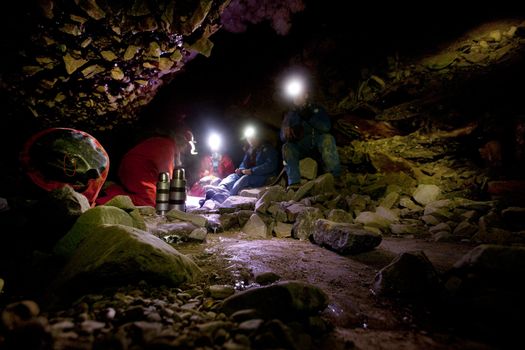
[0,279,331,349]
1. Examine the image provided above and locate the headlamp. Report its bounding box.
[284,77,304,98]
[244,126,256,139]
[208,132,221,152]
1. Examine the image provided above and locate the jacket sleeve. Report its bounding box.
[280,111,301,142]
[239,152,249,170]
[309,105,331,133]
[251,144,279,176]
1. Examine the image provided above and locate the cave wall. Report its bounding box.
[1,0,229,134]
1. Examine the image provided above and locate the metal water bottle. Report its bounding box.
[155,172,170,215]
[169,168,186,211]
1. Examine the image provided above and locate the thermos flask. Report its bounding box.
[169,168,186,212]
[155,172,170,215]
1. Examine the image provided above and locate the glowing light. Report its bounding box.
[208,132,222,152]
[187,131,198,155]
[285,77,304,98]
[244,126,256,139]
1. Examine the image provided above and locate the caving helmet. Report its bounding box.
[20,127,109,206]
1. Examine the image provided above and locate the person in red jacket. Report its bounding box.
[96,129,196,207]
[189,132,235,197]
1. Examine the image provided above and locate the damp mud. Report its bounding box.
[177,232,494,350]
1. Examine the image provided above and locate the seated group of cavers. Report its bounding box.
[19,93,342,208]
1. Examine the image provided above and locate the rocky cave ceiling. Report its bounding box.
[1,0,525,163]
[1,0,232,132]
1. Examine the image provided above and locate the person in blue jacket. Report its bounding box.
[205,126,279,203]
[280,85,341,188]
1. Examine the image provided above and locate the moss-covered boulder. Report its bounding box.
[51,224,200,296]
[53,206,134,259]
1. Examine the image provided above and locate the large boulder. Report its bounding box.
[220,281,328,319]
[53,206,134,259]
[51,224,200,297]
[372,251,442,298]
[313,219,382,254]
[449,244,525,281]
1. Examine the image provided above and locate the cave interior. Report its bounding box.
[0,1,524,349]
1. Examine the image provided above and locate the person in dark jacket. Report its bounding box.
[205,126,279,203]
[281,84,341,188]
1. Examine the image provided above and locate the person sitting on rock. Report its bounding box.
[204,125,279,204]
[280,74,341,190]
[189,131,235,197]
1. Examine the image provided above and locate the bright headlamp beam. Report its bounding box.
[208,132,221,152]
[285,78,304,98]
[244,126,255,139]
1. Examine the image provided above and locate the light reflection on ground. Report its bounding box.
[177,231,489,349]
[186,195,203,210]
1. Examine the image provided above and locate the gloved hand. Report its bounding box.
[283,125,304,142]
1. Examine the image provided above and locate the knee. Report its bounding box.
[319,133,336,146]
[236,174,250,186]
[282,143,298,160]
[220,173,237,184]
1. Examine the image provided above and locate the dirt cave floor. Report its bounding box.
[176,232,496,350]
